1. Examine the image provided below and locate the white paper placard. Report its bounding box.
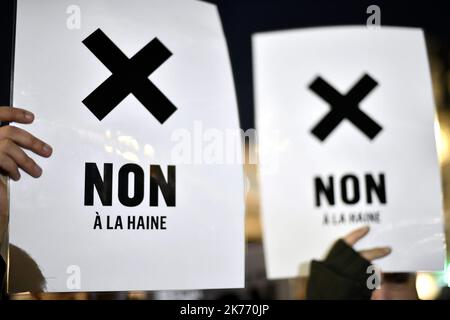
[253,26,446,279]
[10,0,245,292]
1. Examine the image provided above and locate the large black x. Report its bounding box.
[82,28,177,123]
[309,74,382,141]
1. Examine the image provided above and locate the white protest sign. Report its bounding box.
[10,0,245,292]
[253,27,446,279]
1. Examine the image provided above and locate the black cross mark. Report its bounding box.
[309,74,382,141]
[82,28,177,123]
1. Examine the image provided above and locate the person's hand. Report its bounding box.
[0,176,7,248]
[343,226,391,261]
[0,107,52,181]
[0,106,53,243]
[306,226,392,299]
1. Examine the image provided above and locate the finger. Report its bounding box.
[0,139,42,178]
[359,247,392,261]
[0,153,20,181]
[343,226,370,246]
[0,125,52,157]
[0,107,34,124]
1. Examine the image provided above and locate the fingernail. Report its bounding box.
[42,144,52,154]
[24,111,34,120]
[384,247,392,254]
[34,164,42,176]
[14,172,21,181]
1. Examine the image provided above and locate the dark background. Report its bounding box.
[1,0,449,129]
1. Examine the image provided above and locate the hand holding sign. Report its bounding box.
[0,107,52,181]
[306,226,392,299]
[0,107,53,249]
[342,226,391,262]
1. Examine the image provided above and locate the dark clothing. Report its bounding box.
[306,239,374,300]
[1,255,5,299]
